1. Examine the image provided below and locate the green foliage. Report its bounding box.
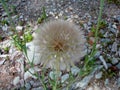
[99,20,107,29]
[12,34,25,51]
[37,7,47,24]
[3,46,10,53]
[0,19,9,25]
[23,32,33,42]
[107,0,120,5]
[102,68,117,79]
[12,31,33,51]
[80,0,104,77]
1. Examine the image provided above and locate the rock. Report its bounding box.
[16,26,23,31]
[13,76,20,86]
[94,51,101,58]
[116,16,120,23]
[112,24,117,29]
[49,71,62,80]
[95,71,103,79]
[2,24,8,31]
[111,42,117,52]
[103,32,109,37]
[86,87,94,90]
[25,83,31,90]
[119,48,120,57]
[116,63,120,69]
[101,38,111,43]
[32,81,41,87]
[83,23,89,30]
[73,65,103,89]
[99,56,108,69]
[19,15,23,19]
[2,12,7,17]
[71,66,80,76]
[104,79,109,85]
[110,28,117,34]
[117,78,120,88]
[29,80,34,86]
[0,59,5,65]
[61,74,69,83]
[32,87,44,90]
[87,85,101,90]
[96,44,101,49]
[75,74,93,89]
[111,58,118,65]
[107,63,112,68]
[19,79,24,87]
[24,68,37,80]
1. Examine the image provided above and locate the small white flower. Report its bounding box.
[27,20,86,71]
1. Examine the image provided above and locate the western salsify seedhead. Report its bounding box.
[27,20,86,71]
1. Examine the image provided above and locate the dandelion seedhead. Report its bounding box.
[27,20,86,71]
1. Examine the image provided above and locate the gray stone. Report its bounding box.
[16,26,23,31]
[73,66,103,89]
[2,24,8,31]
[119,48,120,57]
[103,32,109,37]
[32,81,41,87]
[2,12,7,17]
[116,63,120,69]
[25,83,31,90]
[117,78,120,88]
[29,80,34,86]
[112,24,117,29]
[19,79,24,87]
[111,42,117,52]
[104,79,109,85]
[116,16,120,23]
[71,66,80,76]
[0,59,5,65]
[32,87,44,90]
[107,63,112,68]
[61,74,69,83]
[13,76,20,86]
[75,74,93,89]
[95,72,103,79]
[111,58,118,65]
[94,51,101,58]
[24,68,37,80]
[110,28,117,34]
[101,38,111,43]
[99,56,108,69]
[49,71,62,80]
[19,15,23,19]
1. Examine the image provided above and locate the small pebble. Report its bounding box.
[117,78,120,88]
[111,42,117,52]
[94,51,101,58]
[71,66,80,76]
[32,87,44,90]
[13,76,20,86]
[2,24,8,31]
[116,63,120,69]
[61,74,69,83]
[16,26,23,31]
[0,59,5,65]
[25,83,31,90]
[49,71,62,80]
[111,58,118,65]
[105,79,109,85]
[99,56,108,69]
[95,71,103,79]
[112,24,117,29]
